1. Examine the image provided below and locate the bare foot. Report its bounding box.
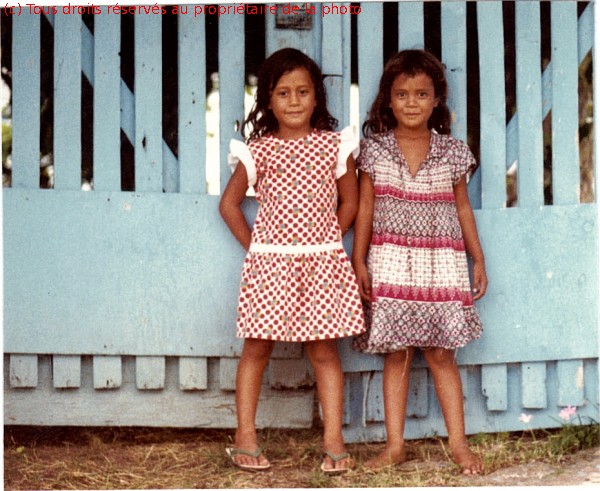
[450,440,483,475]
[364,444,406,470]
[231,429,270,469]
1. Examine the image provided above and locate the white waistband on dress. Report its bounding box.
[249,242,344,254]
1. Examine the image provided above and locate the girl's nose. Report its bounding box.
[290,92,300,104]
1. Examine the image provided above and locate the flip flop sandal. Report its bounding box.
[320,450,353,475]
[225,447,271,472]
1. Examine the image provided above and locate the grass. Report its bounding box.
[4,422,599,489]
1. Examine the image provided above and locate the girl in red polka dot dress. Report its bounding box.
[219,48,365,473]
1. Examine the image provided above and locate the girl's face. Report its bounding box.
[269,67,317,139]
[389,72,439,133]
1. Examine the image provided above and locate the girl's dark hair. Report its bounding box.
[362,50,451,137]
[243,48,338,141]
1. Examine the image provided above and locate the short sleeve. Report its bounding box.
[450,139,478,185]
[228,139,257,187]
[335,126,360,179]
[355,137,375,177]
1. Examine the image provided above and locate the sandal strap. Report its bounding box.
[324,450,350,462]
[228,447,264,458]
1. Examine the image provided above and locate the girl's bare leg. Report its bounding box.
[422,348,483,475]
[233,338,275,468]
[365,348,414,469]
[305,339,352,471]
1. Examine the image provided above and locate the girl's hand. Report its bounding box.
[353,261,372,302]
[471,259,488,301]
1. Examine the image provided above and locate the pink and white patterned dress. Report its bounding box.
[229,127,365,342]
[353,130,482,353]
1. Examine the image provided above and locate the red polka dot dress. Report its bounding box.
[229,127,366,342]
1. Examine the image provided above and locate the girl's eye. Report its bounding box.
[277,90,288,97]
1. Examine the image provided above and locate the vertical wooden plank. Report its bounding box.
[134,13,163,192]
[365,371,384,422]
[357,2,383,131]
[136,356,166,390]
[269,358,313,389]
[178,12,205,194]
[11,13,40,189]
[93,355,122,389]
[515,1,544,207]
[398,1,424,50]
[322,10,348,125]
[93,9,121,191]
[179,357,208,391]
[9,354,38,388]
[407,368,428,418]
[521,362,547,409]
[219,358,239,391]
[551,2,580,205]
[53,355,81,388]
[481,364,508,411]
[557,359,584,407]
[54,13,82,190]
[441,1,467,142]
[219,14,245,194]
[477,2,507,210]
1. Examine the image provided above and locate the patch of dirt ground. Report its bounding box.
[4,427,600,489]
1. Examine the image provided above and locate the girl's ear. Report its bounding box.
[433,97,440,108]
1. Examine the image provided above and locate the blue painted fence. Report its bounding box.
[3,2,598,442]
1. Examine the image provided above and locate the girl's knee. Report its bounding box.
[423,347,456,368]
[305,340,340,367]
[241,339,275,362]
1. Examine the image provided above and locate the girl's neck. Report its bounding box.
[394,126,431,141]
[273,127,313,141]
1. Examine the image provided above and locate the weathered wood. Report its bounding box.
[398,1,424,50]
[521,362,547,409]
[219,358,239,391]
[481,364,508,411]
[53,13,82,190]
[93,356,122,389]
[134,13,163,192]
[269,358,314,389]
[477,2,507,209]
[136,356,166,390]
[551,2,580,205]
[556,359,585,407]
[11,12,40,189]
[178,13,206,194]
[9,355,38,388]
[179,357,208,391]
[365,371,384,423]
[406,368,428,418]
[515,1,544,207]
[93,9,121,192]
[53,355,81,389]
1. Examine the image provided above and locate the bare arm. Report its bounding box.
[336,154,359,236]
[219,163,252,251]
[454,176,487,300]
[352,171,374,301]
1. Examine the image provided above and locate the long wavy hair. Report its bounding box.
[362,50,451,137]
[243,48,338,141]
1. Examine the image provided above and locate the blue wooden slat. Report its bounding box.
[53,13,82,190]
[134,14,163,192]
[551,2,580,205]
[481,364,508,411]
[269,358,313,389]
[53,355,81,389]
[365,371,384,422]
[406,368,428,418]
[322,10,350,125]
[265,5,321,62]
[441,1,467,142]
[178,13,206,194]
[93,355,122,389]
[398,1,424,50]
[179,357,208,391]
[515,2,545,207]
[521,362,547,409]
[557,359,585,407]
[9,355,38,388]
[136,356,166,390]
[11,13,40,189]
[219,358,239,391]
[357,2,383,131]
[218,14,245,194]
[477,2,507,210]
[93,9,121,191]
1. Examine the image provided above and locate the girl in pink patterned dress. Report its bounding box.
[352,50,487,474]
[220,48,365,473]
